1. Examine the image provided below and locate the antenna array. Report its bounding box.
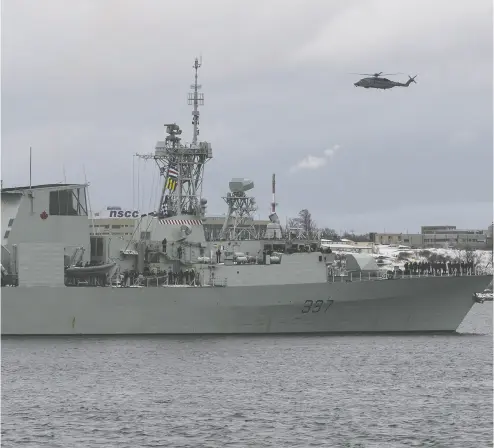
[136,58,213,218]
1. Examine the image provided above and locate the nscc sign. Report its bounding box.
[109,210,140,218]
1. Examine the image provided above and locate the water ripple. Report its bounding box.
[2,304,492,447]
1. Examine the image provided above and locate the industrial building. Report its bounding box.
[370,225,492,250]
[202,216,271,241]
[88,207,492,250]
[369,233,424,248]
[89,217,136,238]
[89,213,271,242]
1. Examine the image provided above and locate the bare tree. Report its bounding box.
[342,231,371,242]
[287,216,308,240]
[320,228,338,240]
[298,209,318,239]
[287,218,299,229]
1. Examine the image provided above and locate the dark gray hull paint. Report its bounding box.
[1,275,490,335]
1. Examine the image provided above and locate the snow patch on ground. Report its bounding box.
[373,244,493,274]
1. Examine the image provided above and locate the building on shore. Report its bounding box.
[369,233,424,248]
[370,225,491,250]
[89,217,137,238]
[487,223,493,249]
[88,211,271,242]
[87,207,493,251]
[202,216,271,241]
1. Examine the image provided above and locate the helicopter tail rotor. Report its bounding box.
[406,75,417,86]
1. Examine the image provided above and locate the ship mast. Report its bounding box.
[189,57,203,146]
[135,58,212,218]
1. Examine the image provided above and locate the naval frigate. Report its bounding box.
[1,58,492,336]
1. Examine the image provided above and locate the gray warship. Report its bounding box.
[1,58,492,336]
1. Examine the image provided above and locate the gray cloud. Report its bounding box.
[1,0,492,233]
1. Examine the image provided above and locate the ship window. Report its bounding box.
[49,188,88,216]
[140,231,151,240]
[4,230,10,239]
[49,190,78,216]
[90,237,104,257]
[74,188,88,216]
[7,218,14,227]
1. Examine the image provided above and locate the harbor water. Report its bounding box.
[2,303,492,447]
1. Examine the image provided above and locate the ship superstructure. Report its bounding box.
[1,58,492,336]
[218,178,259,241]
[136,57,212,219]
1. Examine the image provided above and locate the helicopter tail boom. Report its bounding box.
[405,75,417,86]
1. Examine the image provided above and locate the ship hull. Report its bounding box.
[1,275,491,335]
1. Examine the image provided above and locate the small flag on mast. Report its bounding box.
[166,177,177,192]
[166,162,178,192]
[167,163,178,178]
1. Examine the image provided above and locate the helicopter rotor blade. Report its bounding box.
[349,72,404,77]
[349,73,381,76]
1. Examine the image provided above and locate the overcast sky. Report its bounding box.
[2,0,492,233]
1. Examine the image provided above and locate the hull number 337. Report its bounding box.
[301,299,334,314]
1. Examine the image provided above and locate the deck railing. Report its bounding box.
[326,267,489,283]
[118,272,227,288]
[130,274,201,288]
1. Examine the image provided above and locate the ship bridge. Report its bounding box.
[1,183,91,280]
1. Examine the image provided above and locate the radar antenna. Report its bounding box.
[219,178,259,240]
[136,57,212,218]
[188,57,204,145]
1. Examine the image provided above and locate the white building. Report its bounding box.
[89,217,137,238]
[369,233,424,248]
[371,224,491,249]
[421,225,488,249]
[88,208,271,242]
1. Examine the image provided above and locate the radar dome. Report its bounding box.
[229,178,254,193]
[200,198,208,205]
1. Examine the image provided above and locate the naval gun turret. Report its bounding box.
[219,178,259,240]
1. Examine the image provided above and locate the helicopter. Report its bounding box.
[352,72,417,90]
